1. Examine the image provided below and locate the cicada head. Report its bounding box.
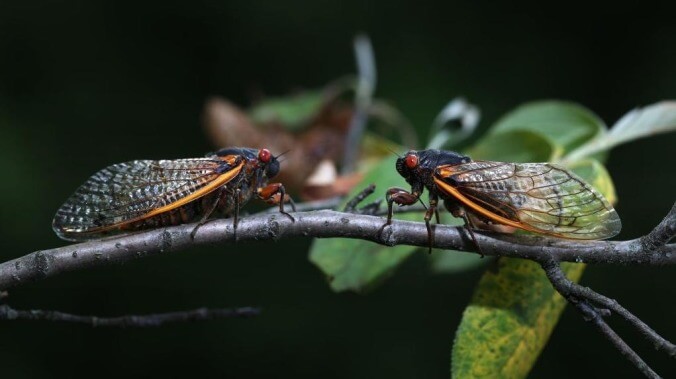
[213,147,280,179]
[395,150,420,185]
[396,149,470,190]
[257,148,280,179]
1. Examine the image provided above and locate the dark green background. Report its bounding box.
[0,1,674,378]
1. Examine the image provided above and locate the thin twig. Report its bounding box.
[374,202,427,215]
[573,301,660,379]
[541,260,669,378]
[270,192,424,215]
[357,199,383,215]
[566,278,675,357]
[641,202,676,252]
[268,196,342,213]
[343,183,376,212]
[0,304,260,327]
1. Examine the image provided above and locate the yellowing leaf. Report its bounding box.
[452,259,584,378]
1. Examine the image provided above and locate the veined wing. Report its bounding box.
[434,161,621,239]
[53,155,243,239]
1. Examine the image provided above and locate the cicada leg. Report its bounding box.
[423,194,440,254]
[385,187,420,225]
[258,182,296,222]
[190,187,225,240]
[233,188,241,240]
[460,212,484,258]
[446,201,484,257]
[384,187,439,251]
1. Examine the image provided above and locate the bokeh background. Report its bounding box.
[0,1,674,378]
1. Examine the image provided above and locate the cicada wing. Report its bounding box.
[434,161,621,240]
[53,156,244,240]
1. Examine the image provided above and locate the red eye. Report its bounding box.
[258,149,272,163]
[405,154,418,169]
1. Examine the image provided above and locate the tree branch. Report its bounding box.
[641,202,676,251]
[2,206,675,291]
[0,304,259,327]
[343,184,376,212]
[541,258,674,378]
[574,300,659,379]
[1,202,673,374]
[550,264,675,357]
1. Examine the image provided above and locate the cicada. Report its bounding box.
[385,149,621,251]
[53,147,295,241]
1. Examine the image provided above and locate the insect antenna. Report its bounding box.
[275,150,292,163]
[386,147,402,158]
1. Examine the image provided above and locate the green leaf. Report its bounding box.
[451,259,585,379]
[465,130,557,163]
[249,90,326,130]
[563,101,676,163]
[487,100,606,159]
[308,156,422,292]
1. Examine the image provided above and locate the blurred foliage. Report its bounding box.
[564,101,676,163]
[249,90,328,130]
[486,101,606,155]
[466,130,555,162]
